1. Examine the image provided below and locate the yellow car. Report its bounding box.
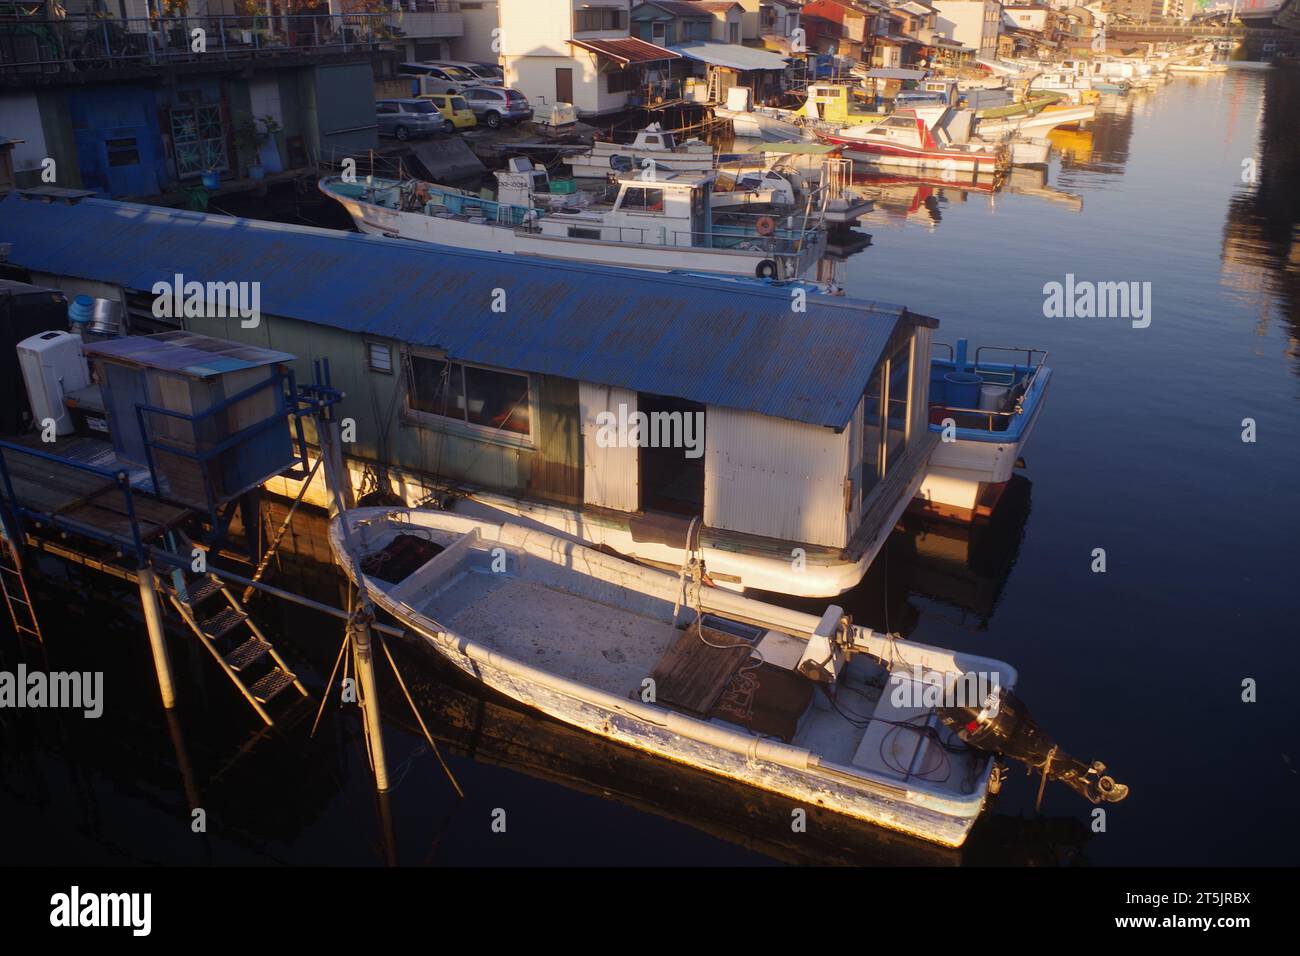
[421,93,477,131]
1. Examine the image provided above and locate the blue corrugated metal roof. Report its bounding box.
[0,194,918,429]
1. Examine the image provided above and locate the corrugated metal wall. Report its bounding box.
[704,406,850,548]
[910,324,932,442]
[579,382,639,512]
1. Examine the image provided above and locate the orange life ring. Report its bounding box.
[755,215,776,237]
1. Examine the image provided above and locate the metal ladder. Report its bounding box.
[166,571,308,726]
[0,534,41,642]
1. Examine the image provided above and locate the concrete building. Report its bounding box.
[497,0,678,116]
[0,1,389,198]
[933,0,1005,56]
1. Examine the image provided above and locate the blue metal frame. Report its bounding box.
[132,364,342,516]
[0,366,344,571]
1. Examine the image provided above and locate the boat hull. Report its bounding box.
[330,510,1001,848]
[326,186,818,280]
[824,136,1002,174]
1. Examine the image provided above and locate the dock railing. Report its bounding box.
[0,13,392,77]
[0,440,149,566]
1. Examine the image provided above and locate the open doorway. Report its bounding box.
[637,393,705,517]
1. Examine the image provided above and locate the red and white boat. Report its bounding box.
[818,107,1007,176]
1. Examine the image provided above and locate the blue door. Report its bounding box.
[67,87,163,198]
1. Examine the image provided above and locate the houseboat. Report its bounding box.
[818,107,1008,176]
[330,507,1018,847]
[916,339,1052,523]
[319,160,826,281]
[0,194,944,599]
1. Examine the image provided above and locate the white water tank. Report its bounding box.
[17,330,90,436]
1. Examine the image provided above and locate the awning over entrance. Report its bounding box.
[668,42,791,71]
[569,37,680,65]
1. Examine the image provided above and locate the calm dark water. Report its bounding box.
[2,67,1298,866]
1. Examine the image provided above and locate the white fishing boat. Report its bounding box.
[319,160,826,280]
[819,107,1008,175]
[330,507,1018,846]
[975,102,1096,138]
[566,123,722,179]
[333,509,1127,844]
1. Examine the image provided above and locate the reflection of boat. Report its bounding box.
[1169,62,1229,75]
[1047,126,1094,162]
[918,339,1051,524]
[332,509,1016,847]
[1004,166,1083,212]
[820,107,1007,175]
[900,476,1032,624]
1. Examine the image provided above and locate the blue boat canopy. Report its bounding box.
[0,194,927,430]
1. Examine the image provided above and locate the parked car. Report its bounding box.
[422,93,478,131]
[397,62,483,94]
[461,87,534,128]
[376,98,453,140]
[438,60,506,85]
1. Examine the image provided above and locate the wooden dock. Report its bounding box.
[2,435,190,545]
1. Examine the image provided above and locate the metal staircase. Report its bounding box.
[166,571,308,726]
[0,534,41,642]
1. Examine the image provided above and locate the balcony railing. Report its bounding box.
[0,13,394,78]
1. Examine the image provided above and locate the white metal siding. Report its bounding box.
[579,381,638,512]
[704,406,850,548]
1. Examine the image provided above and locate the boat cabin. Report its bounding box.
[532,171,716,249]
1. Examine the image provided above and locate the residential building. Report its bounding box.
[0,0,390,198]
[456,0,505,63]
[933,0,1004,57]
[1002,2,1051,30]
[497,0,679,116]
[387,0,467,63]
[802,0,875,59]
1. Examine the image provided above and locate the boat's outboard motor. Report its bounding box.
[937,684,1129,806]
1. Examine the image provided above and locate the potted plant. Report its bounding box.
[234,114,281,180]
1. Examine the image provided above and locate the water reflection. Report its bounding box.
[1222,63,1300,361]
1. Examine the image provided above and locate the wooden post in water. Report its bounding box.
[137,566,177,709]
[350,611,390,792]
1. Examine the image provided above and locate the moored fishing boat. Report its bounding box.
[319,161,826,280]
[916,339,1052,523]
[331,508,1126,846]
[566,123,728,179]
[819,107,1007,175]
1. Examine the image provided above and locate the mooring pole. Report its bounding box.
[350,609,390,792]
[137,565,177,710]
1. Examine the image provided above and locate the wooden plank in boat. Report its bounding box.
[651,624,754,716]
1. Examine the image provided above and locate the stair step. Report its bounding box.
[224,637,272,672]
[183,578,223,607]
[198,607,248,640]
[248,668,296,705]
